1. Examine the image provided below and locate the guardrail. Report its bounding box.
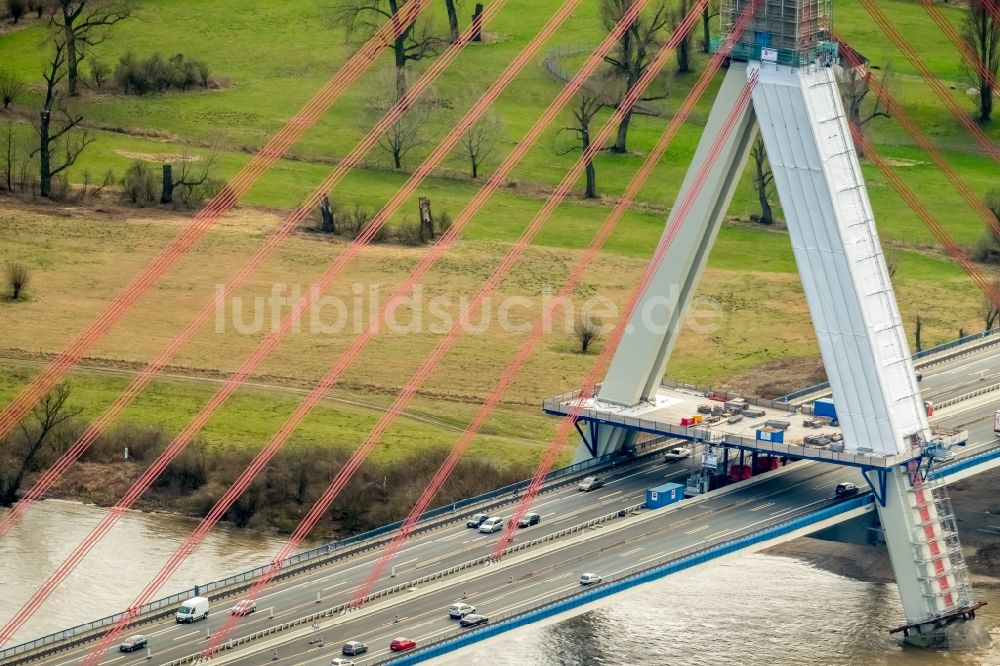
[0,438,671,664]
[778,328,1000,403]
[159,501,647,666]
[173,444,1000,666]
[933,382,1000,411]
[385,494,871,664]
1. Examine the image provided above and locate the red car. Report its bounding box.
[389,637,416,652]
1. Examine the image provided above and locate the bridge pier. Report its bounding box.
[558,0,985,646]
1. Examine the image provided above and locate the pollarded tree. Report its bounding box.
[6,261,29,300]
[574,312,602,354]
[600,0,670,154]
[444,0,460,42]
[962,0,1000,124]
[33,39,94,198]
[332,0,440,96]
[48,0,133,97]
[0,69,25,109]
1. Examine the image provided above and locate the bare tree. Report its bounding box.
[32,39,94,198]
[458,109,501,178]
[88,58,109,90]
[160,146,219,205]
[318,194,339,234]
[600,0,670,153]
[915,313,923,353]
[1,122,17,192]
[975,189,1000,262]
[985,277,1000,330]
[0,69,25,109]
[750,135,774,225]
[701,1,719,53]
[8,0,27,23]
[557,87,604,199]
[0,383,80,506]
[444,0,460,42]
[6,261,29,300]
[49,0,133,97]
[364,69,430,169]
[884,248,899,281]
[669,0,695,74]
[962,0,1000,124]
[332,0,439,96]
[574,313,602,354]
[836,57,892,158]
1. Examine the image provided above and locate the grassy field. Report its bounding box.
[0,0,997,472]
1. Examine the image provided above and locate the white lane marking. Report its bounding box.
[703,529,731,540]
[323,580,348,592]
[684,524,711,535]
[438,531,468,541]
[748,502,775,512]
[618,547,643,557]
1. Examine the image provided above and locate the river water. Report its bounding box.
[3,502,1000,664]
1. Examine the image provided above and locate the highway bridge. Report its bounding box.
[6,340,997,666]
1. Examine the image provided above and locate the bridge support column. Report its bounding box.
[878,465,985,647]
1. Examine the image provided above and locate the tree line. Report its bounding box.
[0,382,533,538]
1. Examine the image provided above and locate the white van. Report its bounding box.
[175,596,209,623]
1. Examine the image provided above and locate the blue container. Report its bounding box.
[646,482,685,509]
[756,428,784,443]
[813,398,837,419]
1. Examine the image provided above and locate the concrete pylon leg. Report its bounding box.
[572,65,758,463]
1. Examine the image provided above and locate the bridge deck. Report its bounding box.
[543,384,945,470]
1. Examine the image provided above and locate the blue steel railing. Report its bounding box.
[0,436,671,662]
[385,495,872,664]
[778,328,1000,403]
[387,444,1000,664]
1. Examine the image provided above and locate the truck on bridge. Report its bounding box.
[994,409,1000,435]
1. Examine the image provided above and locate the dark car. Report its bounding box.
[836,482,860,498]
[459,613,489,628]
[390,637,416,652]
[119,635,147,652]
[342,640,368,655]
[466,513,489,528]
[516,512,540,528]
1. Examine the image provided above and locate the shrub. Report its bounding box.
[112,52,211,95]
[121,160,157,205]
[395,217,424,246]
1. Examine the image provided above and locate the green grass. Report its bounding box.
[0,0,997,470]
[0,362,563,469]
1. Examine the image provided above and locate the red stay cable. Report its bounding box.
[352,0,753,605]
[836,36,1000,309]
[66,0,597,660]
[0,0,432,443]
[491,67,762,561]
[918,0,999,92]
[190,0,663,659]
[0,0,508,542]
[859,0,1000,166]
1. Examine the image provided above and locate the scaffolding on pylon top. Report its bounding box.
[716,0,836,67]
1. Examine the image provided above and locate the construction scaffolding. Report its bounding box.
[716,0,835,67]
